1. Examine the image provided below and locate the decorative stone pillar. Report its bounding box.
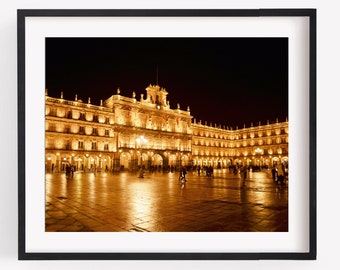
[56,154,61,172]
[163,156,169,169]
[112,152,120,172]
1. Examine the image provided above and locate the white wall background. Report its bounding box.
[0,0,336,269]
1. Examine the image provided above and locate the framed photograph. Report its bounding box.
[18,9,316,260]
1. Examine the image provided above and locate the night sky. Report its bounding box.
[46,38,288,129]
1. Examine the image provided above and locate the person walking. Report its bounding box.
[179,167,187,182]
[277,164,285,184]
[182,167,187,182]
[271,165,278,182]
[241,165,247,187]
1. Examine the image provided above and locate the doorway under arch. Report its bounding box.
[152,153,163,166]
[120,152,132,171]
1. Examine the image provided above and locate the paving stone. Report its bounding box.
[45,170,288,232]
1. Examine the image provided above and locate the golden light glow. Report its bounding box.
[45,86,288,172]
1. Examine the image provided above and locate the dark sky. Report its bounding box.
[46,38,288,129]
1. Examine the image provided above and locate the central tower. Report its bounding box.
[145,84,169,109]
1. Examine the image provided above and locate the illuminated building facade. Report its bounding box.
[45,85,288,172]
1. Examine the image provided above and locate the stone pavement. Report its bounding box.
[45,169,288,232]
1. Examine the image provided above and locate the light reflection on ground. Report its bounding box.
[45,169,288,232]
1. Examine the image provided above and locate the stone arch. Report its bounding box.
[99,154,112,172]
[201,158,208,166]
[216,158,223,169]
[181,154,189,166]
[136,151,149,168]
[168,154,177,166]
[271,156,280,166]
[152,153,163,166]
[120,151,132,171]
[193,158,199,166]
[82,154,99,172]
[282,156,289,164]
[74,154,86,171]
[45,153,57,172]
[58,154,72,172]
[234,159,242,166]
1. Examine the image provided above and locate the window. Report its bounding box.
[78,141,84,149]
[92,142,97,150]
[104,143,109,150]
[105,129,109,136]
[67,111,72,119]
[49,108,56,116]
[93,128,97,135]
[47,123,55,132]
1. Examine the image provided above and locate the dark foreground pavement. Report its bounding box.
[45,169,288,232]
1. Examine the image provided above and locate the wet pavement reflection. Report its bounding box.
[45,169,288,232]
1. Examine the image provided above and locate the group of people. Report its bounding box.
[178,165,215,181]
[271,164,288,184]
[195,165,214,179]
[63,162,288,185]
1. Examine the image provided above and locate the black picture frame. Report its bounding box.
[18,9,317,260]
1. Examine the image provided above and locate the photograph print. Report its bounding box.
[44,37,289,233]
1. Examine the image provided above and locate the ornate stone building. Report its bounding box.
[45,85,288,172]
